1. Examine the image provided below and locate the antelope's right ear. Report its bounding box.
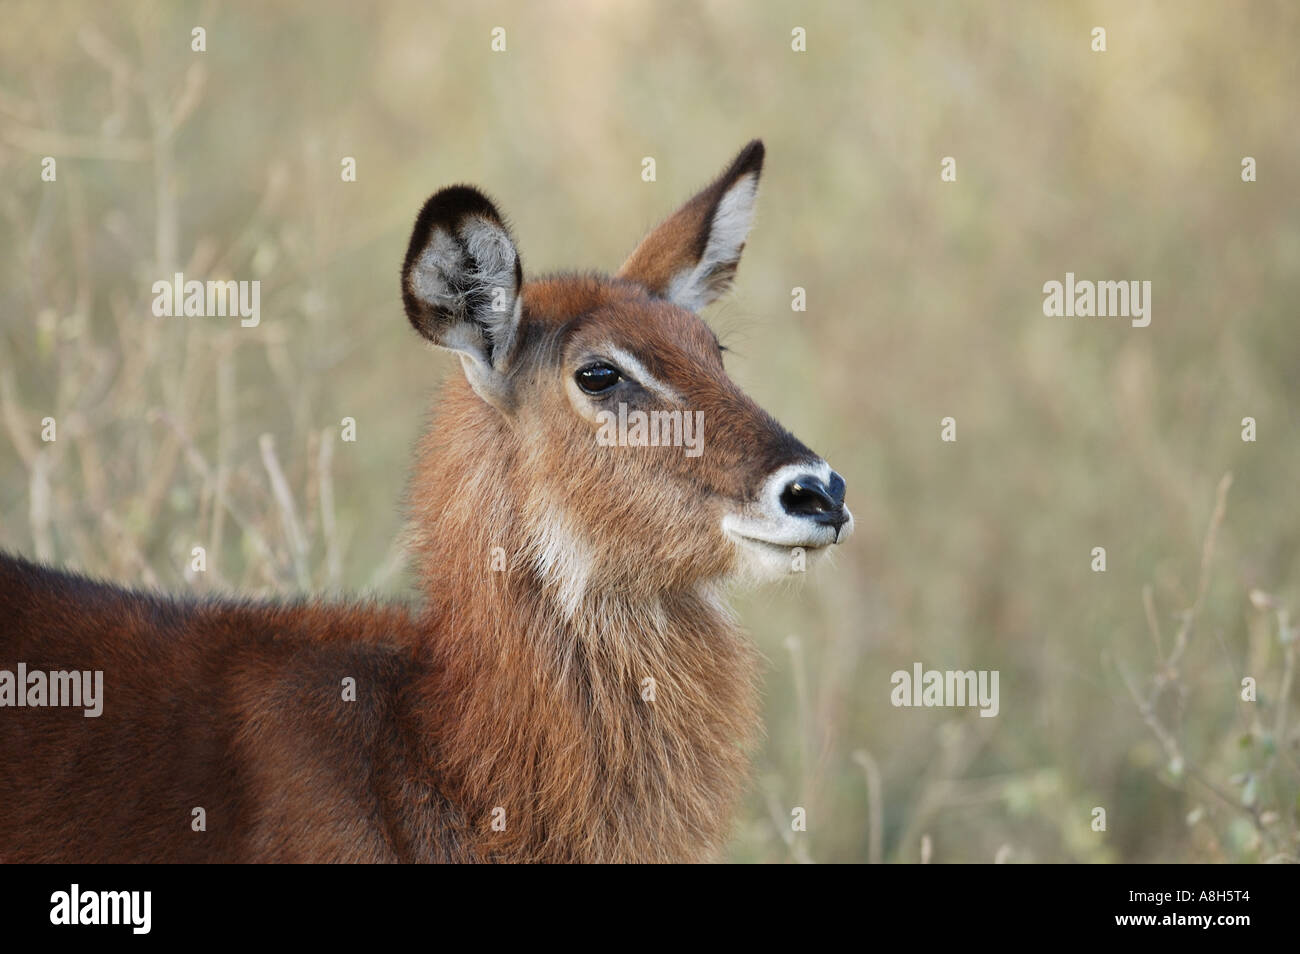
[401,186,523,407]
[617,139,764,312]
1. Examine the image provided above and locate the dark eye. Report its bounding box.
[575,363,621,395]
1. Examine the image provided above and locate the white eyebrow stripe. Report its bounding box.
[604,345,682,403]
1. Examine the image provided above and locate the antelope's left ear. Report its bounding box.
[401,185,523,410]
[617,139,764,311]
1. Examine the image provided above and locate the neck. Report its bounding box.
[404,387,758,862]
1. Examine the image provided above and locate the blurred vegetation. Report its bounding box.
[1,1,1297,862]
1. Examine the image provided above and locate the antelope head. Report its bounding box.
[401,141,852,612]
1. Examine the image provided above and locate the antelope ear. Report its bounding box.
[401,186,523,407]
[617,139,764,311]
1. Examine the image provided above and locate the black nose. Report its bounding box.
[780,471,847,530]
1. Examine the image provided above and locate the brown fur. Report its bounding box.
[0,141,842,863]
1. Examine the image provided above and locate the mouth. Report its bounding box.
[726,530,836,554]
[721,514,851,582]
[721,507,853,555]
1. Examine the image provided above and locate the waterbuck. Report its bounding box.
[0,140,851,862]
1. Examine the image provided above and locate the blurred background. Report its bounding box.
[2,0,1298,862]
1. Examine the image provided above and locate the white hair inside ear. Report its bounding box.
[410,229,469,314]
[665,173,759,312]
[459,217,521,369]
